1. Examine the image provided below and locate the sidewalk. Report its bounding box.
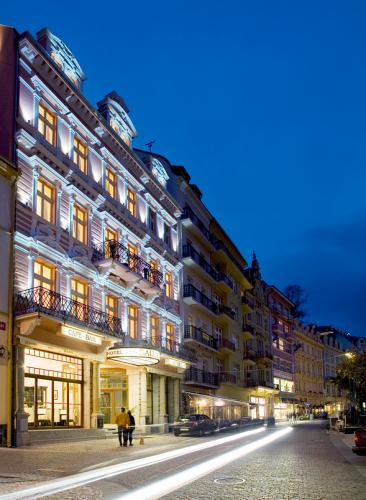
[0,432,197,495]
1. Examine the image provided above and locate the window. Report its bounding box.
[149,209,156,234]
[72,204,88,244]
[127,243,138,272]
[105,227,117,242]
[34,261,55,290]
[165,271,173,299]
[151,316,159,344]
[73,137,88,174]
[38,103,57,146]
[36,178,56,224]
[106,294,118,318]
[127,187,136,217]
[150,259,158,284]
[166,323,174,351]
[106,167,117,199]
[164,224,171,246]
[71,279,88,305]
[128,305,138,339]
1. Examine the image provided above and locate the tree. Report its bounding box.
[335,353,366,423]
[283,284,308,319]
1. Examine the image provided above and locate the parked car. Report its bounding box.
[172,414,217,436]
[352,429,366,455]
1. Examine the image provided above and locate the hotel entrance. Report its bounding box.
[24,348,83,428]
[100,369,128,425]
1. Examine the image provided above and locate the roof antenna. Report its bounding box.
[145,140,156,152]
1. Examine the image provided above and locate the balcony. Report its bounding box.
[184,325,218,350]
[92,240,163,294]
[14,287,124,339]
[218,372,237,385]
[242,323,255,340]
[245,350,273,364]
[243,378,274,389]
[182,244,234,291]
[181,207,217,247]
[218,338,236,353]
[122,334,194,362]
[218,304,237,322]
[241,295,253,313]
[182,244,219,282]
[183,284,218,316]
[184,367,219,387]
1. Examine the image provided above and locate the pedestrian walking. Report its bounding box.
[127,410,135,446]
[115,407,130,447]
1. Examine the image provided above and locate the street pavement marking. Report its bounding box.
[0,427,265,499]
[117,427,293,500]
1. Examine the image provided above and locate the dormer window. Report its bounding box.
[73,137,88,174]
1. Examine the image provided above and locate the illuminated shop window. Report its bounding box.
[106,167,117,199]
[36,178,56,224]
[73,137,88,174]
[38,103,57,146]
[72,204,88,244]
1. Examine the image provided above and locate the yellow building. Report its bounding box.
[294,322,325,416]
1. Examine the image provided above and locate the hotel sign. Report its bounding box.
[106,347,160,366]
[61,326,103,345]
[165,358,188,370]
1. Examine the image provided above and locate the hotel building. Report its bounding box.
[1,26,191,445]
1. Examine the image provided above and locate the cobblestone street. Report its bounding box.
[0,422,365,499]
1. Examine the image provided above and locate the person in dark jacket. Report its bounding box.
[127,410,135,446]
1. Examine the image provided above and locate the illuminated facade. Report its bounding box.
[1,26,190,445]
[293,322,325,415]
[266,286,295,420]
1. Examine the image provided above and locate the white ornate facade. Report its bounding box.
[10,28,189,444]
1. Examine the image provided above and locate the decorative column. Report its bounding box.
[16,344,30,446]
[65,272,72,299]
[87,207,94,248]
[160,318,167,347]
[91,361,104,428]
[55,182,63,228]
[33,93,40,127]
[69,194,76,236]
[31,166,41,236]
[27,253,36,289]
[144,308,151,341]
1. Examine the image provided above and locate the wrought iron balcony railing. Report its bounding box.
[218,304,237,321]
[218,372,238,385]
[122,334,194,362]
[183,284,218,314]
[92,240,164,288]
[184,367,218,386]
[182,244,234,289]
[184,325,218,350]
[14,287,124,338]
[218,338,236,352]
[181,207,217,245]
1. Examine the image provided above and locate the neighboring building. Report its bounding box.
[266,286,295,420]
[293,321,324,416]
[349,335,366,354]
[0,25,21,447]
[318,327,354,415]
[242,253,275,419]
[4,26,191,445]
[137,153,254,419]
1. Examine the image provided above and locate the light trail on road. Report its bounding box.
[117,427,293,500]
[0,426,266,499]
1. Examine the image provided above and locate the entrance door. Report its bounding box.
[100,390,126,424]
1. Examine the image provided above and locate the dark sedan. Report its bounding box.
[172,414,218,436]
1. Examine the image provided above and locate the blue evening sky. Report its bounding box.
[3,1,366,335]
